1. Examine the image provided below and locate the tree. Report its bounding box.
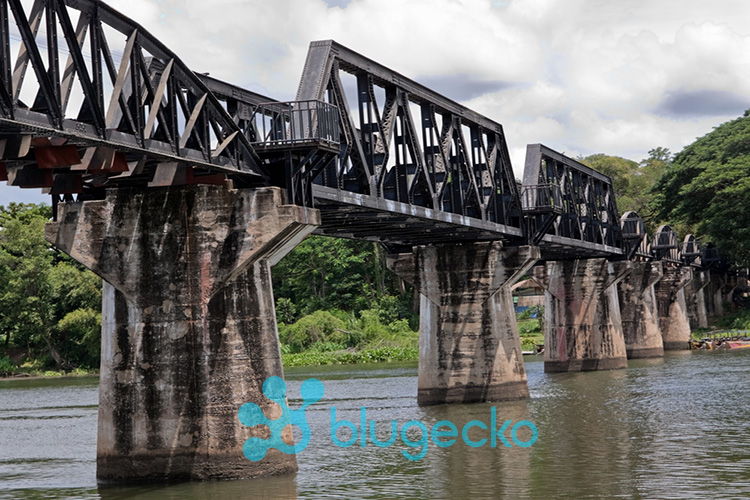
[653,112,750,266]
[271,235,414,324]
[579,150,671,233]
[0,203,102,370]
[0,204,56,361]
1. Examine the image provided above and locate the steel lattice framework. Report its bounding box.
[620,211,651,261]
[0,0,271,198]
[295,40,526,247]
[521,143,623,258]
[653,225,681,263]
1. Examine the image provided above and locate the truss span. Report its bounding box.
[0,0,272,200]
[296,40,526,246]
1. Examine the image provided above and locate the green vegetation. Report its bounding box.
[0,203,101,376]
[271,234,420,366]
[652,111,750,266]
[716,309,750,331]
[517,307,544,351]
[578,147,671,233]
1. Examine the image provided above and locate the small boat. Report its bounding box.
[692,330,750,350]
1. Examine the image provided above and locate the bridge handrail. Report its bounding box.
[250,100,340,149]
[521,183,563,215]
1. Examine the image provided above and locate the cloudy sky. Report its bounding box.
[3,0,750,205]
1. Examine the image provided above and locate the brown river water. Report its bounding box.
[1,350,750,499]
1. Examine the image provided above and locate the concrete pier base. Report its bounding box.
[387,242,539,406]
[533,259,632,373]
[654,265,692,351]
[617,262,664,359]
[46,186,319,483]
[685,269,709,330]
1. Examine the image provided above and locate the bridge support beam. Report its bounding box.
[387,242,539,406]
[685,269,709,330]
[617,262,664,359]
[654,265,692,350]
[46,185,319,483]
[724,275,741,311]
[533,259,632,372]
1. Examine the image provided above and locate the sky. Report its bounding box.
[3,0,750,205]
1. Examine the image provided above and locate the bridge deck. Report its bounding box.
[311,185,524,247]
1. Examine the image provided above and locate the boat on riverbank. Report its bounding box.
[691,330,750,350]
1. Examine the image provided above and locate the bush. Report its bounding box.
[278,310,347,353]
[282,346,418,367]
[0,355,15,376]
[718,309,750,330]
[55,308,101,368]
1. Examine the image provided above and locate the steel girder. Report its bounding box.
[0,0,267,197]
[522,143,623,259]
[620,211,651,261]
[295,40,525,246]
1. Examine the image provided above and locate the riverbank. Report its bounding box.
[0,366,98,380]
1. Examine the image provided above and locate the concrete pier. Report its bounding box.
[533,259,632,373]
[685,269,709,330]
[704,272,724,318]
[617,262,664,359]
[46,185,319,483]
[654,265,692,350]
[387,242,539,406]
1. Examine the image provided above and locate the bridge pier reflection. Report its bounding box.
[617,262,664,359]
[46,185,319,483]
[534,259,632,372]
[387,242,539,405]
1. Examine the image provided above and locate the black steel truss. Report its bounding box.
[0,0,267,194]
[620,211,651,261]
[295,40,525,246]
[522,143,623,258]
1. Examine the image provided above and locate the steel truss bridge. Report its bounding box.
[0,0,732,270]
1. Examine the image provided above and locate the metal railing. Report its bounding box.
[250,100,340,148]
[520,184,564,215]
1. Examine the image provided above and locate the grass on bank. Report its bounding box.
[0,354,96,378]
[691,308,750,340]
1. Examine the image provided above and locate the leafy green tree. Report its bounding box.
[579,147,672,232]
[0,203,102,370]
[0,205,55,359]
[653,111,750,265]
[272,235,412,319]
[579,149,670,233]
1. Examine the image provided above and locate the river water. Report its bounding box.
[2,350,750,499]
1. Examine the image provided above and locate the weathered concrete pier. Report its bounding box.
[46,186,318,482]
[388,243,539,405]
[654,265,693,351]
[617,262,664,358]
[533,259,632,373]
[685,269,710,330]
